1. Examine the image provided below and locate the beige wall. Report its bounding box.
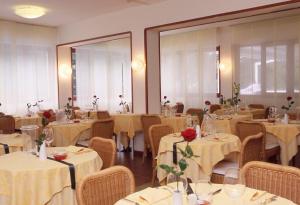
[57,0,286,113]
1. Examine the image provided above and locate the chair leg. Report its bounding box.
[151,168,157,187]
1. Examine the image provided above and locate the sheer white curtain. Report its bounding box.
[74,38,132,112]
[0,20,58,115]
[231,15,300,109]
[160,29,218,109]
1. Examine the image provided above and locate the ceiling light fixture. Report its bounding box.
[14,5,46,19]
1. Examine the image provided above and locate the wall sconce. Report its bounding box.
[131,58,145,72]
[59,64,72,78]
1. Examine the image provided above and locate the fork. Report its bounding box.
[122,198,140,205]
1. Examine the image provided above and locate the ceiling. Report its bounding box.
[0,0,166,27]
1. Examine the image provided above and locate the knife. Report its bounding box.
[186,178,194,195]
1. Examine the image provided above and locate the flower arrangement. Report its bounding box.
[65,97,72,119]
[26,103,33,116]
[162,96,170,106]
[92,95,99,110]
[232,82,241,106]
[217,93,224,105]
[159,128,199,191]
[281,96,295,112]
[32,100,43,111]
[119,94,127,106]
[36,111,52,146]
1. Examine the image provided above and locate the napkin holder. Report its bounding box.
[39,141,47,160]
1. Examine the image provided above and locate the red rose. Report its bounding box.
[181,128,196,142]
[205,100,211,105]
[287,96,292,101]
[43,111,51,119]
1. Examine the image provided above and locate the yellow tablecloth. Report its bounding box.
[160,115,199,132]
[0,133,32,155]
[14,116,42,129]
[206,114,252,134]
[0,147,102,205]
[262,122,300,165]
[157,133,241,182]
[49,120,95,146]
[214,108,265,118]
[112,114,142,138]
[115,184,295,205]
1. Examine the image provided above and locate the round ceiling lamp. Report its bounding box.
[14,5,46,19]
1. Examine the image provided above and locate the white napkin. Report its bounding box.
[127,187,171,204]
[39,141,47,160]
[196,125,201,139]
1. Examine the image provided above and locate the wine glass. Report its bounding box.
[223,168,246,204]
[195,179,213,204]
[167,173,188,194]
[44,128,54,147]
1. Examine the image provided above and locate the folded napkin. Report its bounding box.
[126,187,171,204]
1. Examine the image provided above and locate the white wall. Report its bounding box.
[58,0,286,113]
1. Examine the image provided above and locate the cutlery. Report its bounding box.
[250,191,267,201]
[211,189,222,195]
[122,198,140,205]
[261,195,278,205]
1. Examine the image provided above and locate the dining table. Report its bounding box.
[115,183,295,205]
[0,146,102,205]
[214,108,265,119]
[0,133,32,155]
[252,119,300,165]
[14,115,42,129]
[156,133,241,182]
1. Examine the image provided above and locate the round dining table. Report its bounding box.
[157,133,241,182]
[115,183,295,205]
[0,133,32,155]
[14,115,42,129]
[0,146,102,205]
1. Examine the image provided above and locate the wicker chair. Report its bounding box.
[141,115,162,163]
[211,133,264,184]
[248,104,265,109]
[210,104,222,114]
[89,137,116,169]
[76,166,135,205]
[175,102,184,113]
[186,108,204,126]
[0,112,5,117]
[77,119,114,147]
[97,111,111,120]
[236,121,280,162]
[287,112,297,120]
[242,161,300,204]
[0,115,15,134]
[149,124,174,186]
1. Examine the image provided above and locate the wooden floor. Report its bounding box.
[116,152,152,189]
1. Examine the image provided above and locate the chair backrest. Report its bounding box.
[236,121,266,159]
[97,111,111,120]
[287,112,297,120]
[149,125,174,159]
[186,108,204,125]
[0,115,15,134]
[239,133,264,167]
[175,102,184,113]
[242,161,300,204]
[76,166,135,205]
[0,112,5,117]
[141,115,162,146]
[210,104,222,113]
[91,119,114,139]
[89,137,116,169]
[248,104,265,109]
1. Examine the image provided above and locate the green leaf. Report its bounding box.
[185,145,193,158]
[178,147,187,157]
[159,164,172,174]
[178,159,187,172]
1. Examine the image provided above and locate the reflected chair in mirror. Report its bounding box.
[97,111,111,120]
[0,115,15,134]
[141,115,162,163]
[89,137,116,169]
[149,124,174,186]
[248,104,265,109]
[76,166,135,205]
[210,104,222,114]
[186,108,204,126]
[175,102,184,113]
[236,121,280,163]
[211,132,264,184]
[242,161,300,205]
[77,118,114,147]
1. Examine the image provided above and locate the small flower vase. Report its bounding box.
[172,190,183,205]
[282,113,289,124]
[122,105,127,114]
[234,104,239,114]
[39,141,47,160]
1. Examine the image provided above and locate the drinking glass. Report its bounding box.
[195,179,213,204]
[44,128,54,147]
[167,173,188,193]
[223,168,246,204]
